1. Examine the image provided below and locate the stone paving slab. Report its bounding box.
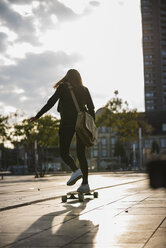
[144,227,166,248]
[160,219,166,228]
[0,174,165,248]
[66,245,144,248]
[0,173,147,210]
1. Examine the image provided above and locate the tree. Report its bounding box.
[0,114,12,170]
[96,90,152,142]
[36,115,60,147]
[11,115,60,175]
[11,115,60,147]
[96,91,153,169]
[0,115,10,144]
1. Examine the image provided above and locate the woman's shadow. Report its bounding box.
[10,198,99,247]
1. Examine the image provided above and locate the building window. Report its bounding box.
[143,30,152,35]
[145,80,154,85]
[144,42,153,47]
[145,61,153,65]
[145,67,154,72]
[160,139,166,148]
[143,24,153,30]
[146,106,155,110]
[145,73,155,79]
[111,138,116,145]
[101,126,107,133]
[129,142,138,149]
[134,142,138,149]
[161,10,166,15]
[93,150,98,157]
[145,73,150,78]
[162,123,166,131]
[143,12,152,16]
[144,139,153,148]
[145,92,154,97]
[144,48,153,53]
[145,55,153,59]
[162,50,166,56]
[102,150,107,157]
[146,100,154,104]
[142,6,151,10]
[142,0,151,3]
[101,138,107,145]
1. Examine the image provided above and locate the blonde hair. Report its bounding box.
[53,69,83,89]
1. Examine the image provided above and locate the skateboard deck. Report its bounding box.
[61,190,98,202]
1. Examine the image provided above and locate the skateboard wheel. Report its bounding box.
[78,193,84,202]
[62,195,67,202]
[94,192,98,198]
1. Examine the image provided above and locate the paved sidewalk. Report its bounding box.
[0,173,166,247]
[0,172,146,211]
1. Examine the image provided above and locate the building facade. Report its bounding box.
[90,108,166,170]
[141,0,166,111]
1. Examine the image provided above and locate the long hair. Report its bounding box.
[53,69,83,89]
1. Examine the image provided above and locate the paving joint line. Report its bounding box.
[0,178,147,212]
[94,178,147,191]
[3,189,136,248]
[142,216,166,248]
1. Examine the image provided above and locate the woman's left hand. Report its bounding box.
[28,117,38,123]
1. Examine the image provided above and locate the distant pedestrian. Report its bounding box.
[29,69,95,193]
[146,150,166,188]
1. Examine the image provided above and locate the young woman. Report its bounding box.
[29,69,95,193]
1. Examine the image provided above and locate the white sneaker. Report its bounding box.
[77,184,90,193]
[67,169,83,186]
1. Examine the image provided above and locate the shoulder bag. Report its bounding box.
[67,83,97,147]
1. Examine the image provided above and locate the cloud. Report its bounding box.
[32,0,95,31]
[0,0,101,116]
[0,32,8,52]
[35,1,78,21]
[0,0,99,48]
[0,0,39,45]
[29,1,78,33]
[0,50,82,116]
[1,50,82,83]
[0,0,80,47]
[89,1,100,7]
[7,0,33,4]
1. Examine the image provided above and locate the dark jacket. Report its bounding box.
[35,83,95,126]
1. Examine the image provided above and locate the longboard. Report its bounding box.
[61,190,98,202]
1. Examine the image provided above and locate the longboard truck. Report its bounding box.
[62,190,98,202]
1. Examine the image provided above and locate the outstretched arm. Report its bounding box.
[28,85,61,122]
[35,91,59,119]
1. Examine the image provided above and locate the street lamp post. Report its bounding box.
[34,140,39,177]
[133,143,136,170]
[139,127,143,170]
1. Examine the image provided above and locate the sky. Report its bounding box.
[0,0,144,119]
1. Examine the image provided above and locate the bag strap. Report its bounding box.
[67,82,81,113]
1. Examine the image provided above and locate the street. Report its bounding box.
[0,172,166,247]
